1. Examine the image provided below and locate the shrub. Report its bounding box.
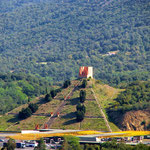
[63,80,71,88]
[50,90,57,98]
[35,138,46,150]
[80,90,86,103]
[3,138,16,150]
[81,79,87,88]
[87,77,91,81]
[76,110,85,122]
[76,103,86,113]
[18,107,32,119]
[28,103,38,113]
[55,88,62,93]
[61,136,81,150]
[45,93,52,102]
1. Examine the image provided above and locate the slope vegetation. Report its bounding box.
[0,79,120,131]
[1,79,149,131]
[0,73,51,114]
[107,81,150,131]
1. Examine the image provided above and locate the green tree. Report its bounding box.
[133,143,150,150]
[34,138,46,150]
[81,79,87,88]
[29,103,38,113]
[80,90,86,103]
[60,135,81,150]
[45,94,52,102]
[18,107,32,119]
[76,103,86,113]
[3,138,16,150]
[50,90,57,98]
[76,110,85,122]
[18,80,35,97]
[63,80,71,88]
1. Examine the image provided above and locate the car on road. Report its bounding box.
[16,142,26,148]
[25,141,38,147]
[0,139,4,142]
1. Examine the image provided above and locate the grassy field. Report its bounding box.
[91,79,123,131]
[92,79,123,109]
[0,96,45,131]
[80,118,108,131]
[8,116,48,131]
[0,115,18,130]
[109,121,121,131]
[1,80,81,131]
[9,96,44,113]
[51,82,107,131]
[51,86,81,129]
[85,88,102,117]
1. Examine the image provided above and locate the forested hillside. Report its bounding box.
[0,0,149,85]
[108,81,150,113]
[0,73,51,114]
[107,81,150,130]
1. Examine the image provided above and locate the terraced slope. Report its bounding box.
[51,79,121,131]
[0,79,121,131]
[0,80,80,131]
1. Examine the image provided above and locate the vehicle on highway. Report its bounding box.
[0,139,4,142]
[16,142,26,148]
[25,141,38,147]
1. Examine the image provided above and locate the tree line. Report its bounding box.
[1,136,150,150]
[76,79,87,121]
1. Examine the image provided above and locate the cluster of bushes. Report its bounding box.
[116,81,150,105]
[81,79,87,88]
[45,93,52,102]
[100,141,150,150]
[18,103,38,119]
[2,138,16,150]
[108,102,150,114]
[45,88,62,102]
[63,80,71,88]
[76,90,86,121]
[107,81,150,122]
[0,73,51,114]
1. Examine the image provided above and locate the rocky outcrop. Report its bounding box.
[120,110,150,131]
[109,109,150,131]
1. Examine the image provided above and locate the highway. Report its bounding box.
[0,130,149,140]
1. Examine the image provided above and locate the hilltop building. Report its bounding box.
[79,66,93,78]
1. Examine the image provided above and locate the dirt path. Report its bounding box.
[44,80,81,128]
[91,88,112,132]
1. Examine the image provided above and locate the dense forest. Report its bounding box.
[0,73,51,114]
[0,0,149,85]
[108,81,150,113]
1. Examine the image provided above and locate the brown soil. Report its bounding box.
[110,109,150,131]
